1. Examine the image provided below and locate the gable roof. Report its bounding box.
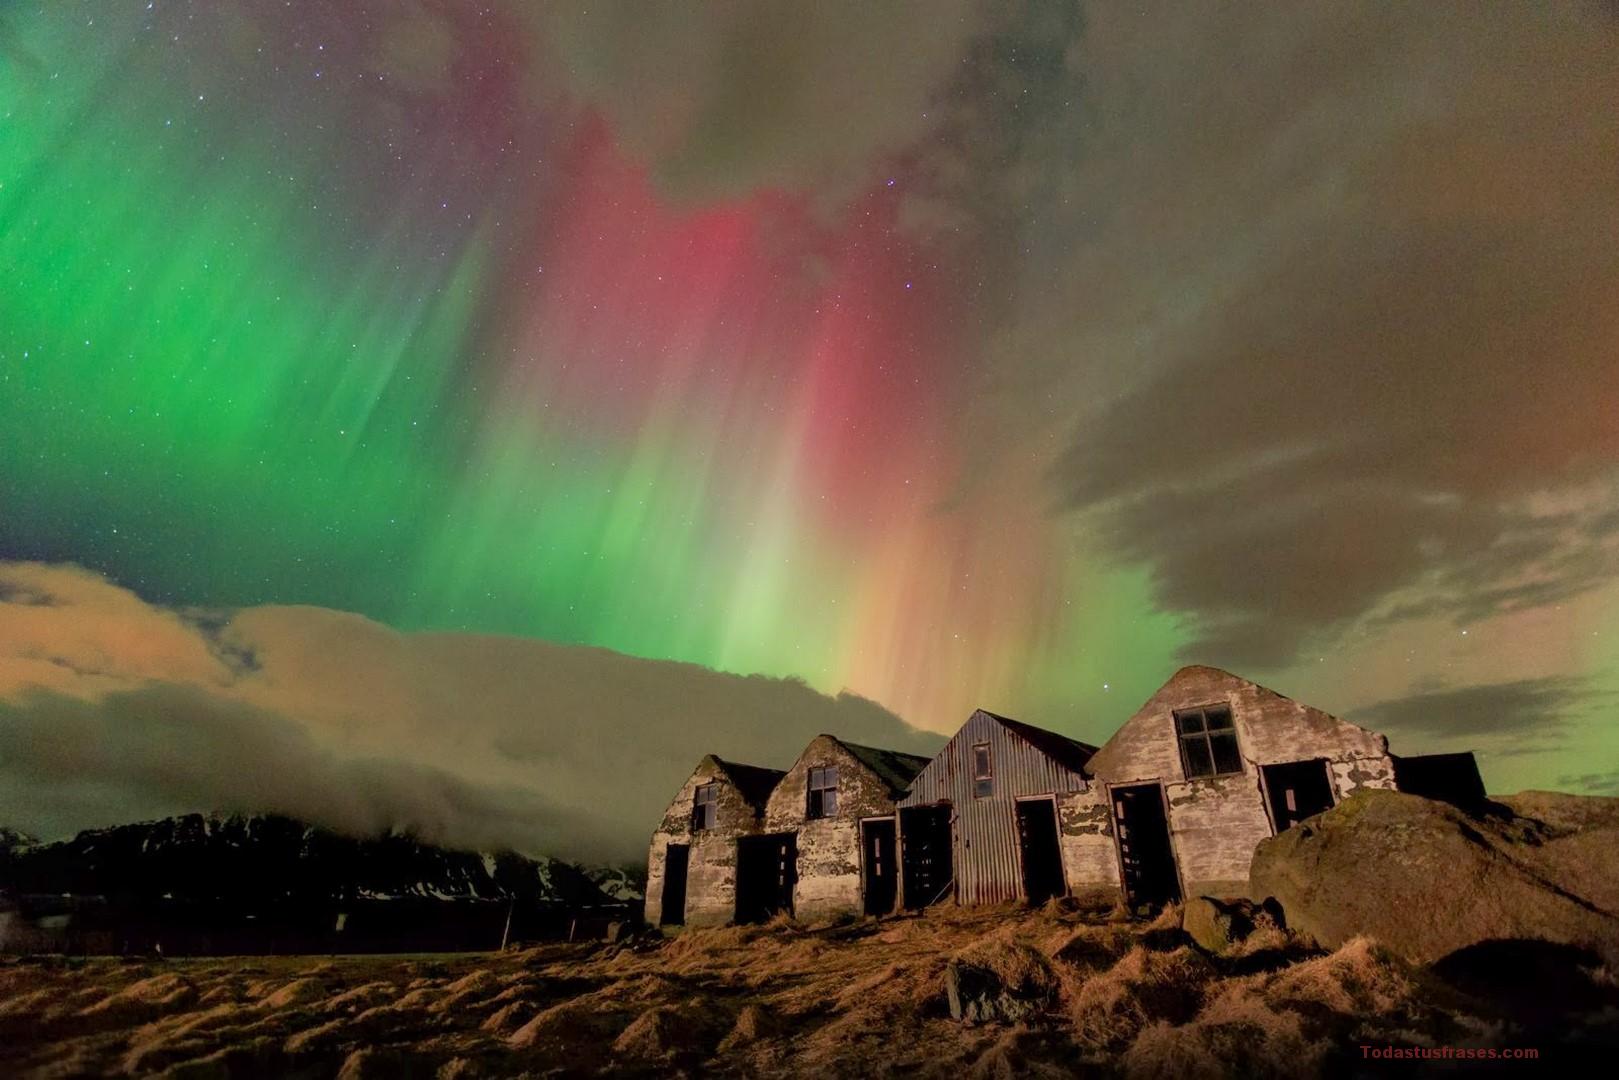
[983,711,1099,777]
[708,756,786,813]
[834,739,933,796]
[1085,664,1391,781]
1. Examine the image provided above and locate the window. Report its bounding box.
[972,743,993,798]
[1175,705,1243,778]
[807,766,839,819]
[692,783,718,831]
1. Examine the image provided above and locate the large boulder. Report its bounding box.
[1250,789,1619,965]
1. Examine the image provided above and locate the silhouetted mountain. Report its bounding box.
[584,863,647,902]
[0,813,611,909]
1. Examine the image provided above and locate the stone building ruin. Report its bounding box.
[646,665,1483,925]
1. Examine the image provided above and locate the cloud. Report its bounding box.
[520,0,1619,671]
[1347,676,1603,745]
[0,685,616,858]
[1558,771,1619,798]
[0,562,940,861]
[526,0,986,205]
[946,2,1619,666]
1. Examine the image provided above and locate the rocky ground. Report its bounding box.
[3,894,1617,1079]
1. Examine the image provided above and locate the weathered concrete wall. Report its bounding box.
[1162,773,1273,896]
[646,757,770,930]
[1057,788,1121,905]
[1089,666,1398,896]
[1332,757,1398,796]
[764,736,898,923]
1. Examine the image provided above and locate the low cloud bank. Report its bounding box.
[0,561,940,862]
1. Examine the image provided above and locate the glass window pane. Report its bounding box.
[824,790,838,817]
[1176,712,1205,735]
[1210,732,1242,774]
[824,766,838,788]
[1182,735,1215,778]
[1205,707,1234,731]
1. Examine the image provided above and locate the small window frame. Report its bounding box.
[1174,704,1243,779]
[692,782,719,831]
[972,742,993,798]
[807,765,840,820]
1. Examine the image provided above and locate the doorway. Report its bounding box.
[861,819,898,916]
[735,833,796,923]
[1262,760,1336,832]
[1015,799,1066,904]
[899,804,954,909]
[660,844,689,926]
[1112,784,1180,909]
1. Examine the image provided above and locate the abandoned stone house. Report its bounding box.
[647,738,929,929]
[646,665,1483,926]
[644,755,785,929]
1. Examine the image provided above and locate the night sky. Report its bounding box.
[2,2,1616,857]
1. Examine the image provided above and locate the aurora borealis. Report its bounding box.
[2,1,1172,726]
[4,1,1619,849]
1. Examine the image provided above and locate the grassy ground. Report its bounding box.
[1,901,1614,1078]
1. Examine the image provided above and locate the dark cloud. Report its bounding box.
[945,3,1619,665]
[1347,676,1603,744]
[0,685,616,861]
[1558,771,1619,797]
[507,0,1619,675]
[527,0,987,205]
[519,0,1619,673]
[0,563,941,862]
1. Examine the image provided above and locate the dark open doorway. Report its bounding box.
[735,833,796,924]
[1015,799,1066,904]
[1263,759,1335,832]
[1112,784,1180,910]
[899,804,953,909]
[660,843,689,926]
[861,819,898,916]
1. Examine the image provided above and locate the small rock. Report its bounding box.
[1182,896,1255,954]
[943,961,1043,1024]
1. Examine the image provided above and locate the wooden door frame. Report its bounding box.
[1011,793,1069,901]
[1105,780,1186,907]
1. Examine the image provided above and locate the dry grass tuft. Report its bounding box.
[0,904,1598,1077]
[610,1002,706,1063]
[1064,944,1215,1050]
[258,976,327,1010]
[717,1001,779,1051]
[1259,936,1414,1018]
[952,936,1058,999]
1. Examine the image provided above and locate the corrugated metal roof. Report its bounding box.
[990,714,1099,777]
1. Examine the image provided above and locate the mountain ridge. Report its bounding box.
[0,812,643,907]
